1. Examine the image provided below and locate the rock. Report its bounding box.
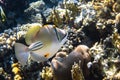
[51,45,91,80]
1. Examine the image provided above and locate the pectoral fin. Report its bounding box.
[30,52,47,62]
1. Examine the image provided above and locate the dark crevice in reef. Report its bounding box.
[83,22,113,45]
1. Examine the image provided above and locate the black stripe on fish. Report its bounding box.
[53,27,61,41]
[29,41,43,51]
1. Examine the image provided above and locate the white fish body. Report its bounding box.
[15,24,68,66]
[15,41,47,66]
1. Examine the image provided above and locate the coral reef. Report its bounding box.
[112,28,120,51]
[71,62,85,80]
[0,0,29,32]
[12,62,23,80]
[24,0,46,24]
[40,67,53,80]
[1,0,120,80]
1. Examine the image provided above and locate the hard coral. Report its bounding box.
[113,1,120,12]
[51,45,91,80]
[11,62,23,80]
[40,67,53,80]
[115,13,120,27]
[71,62,85,80]
[112,28,120,51]
[103,0,115,7]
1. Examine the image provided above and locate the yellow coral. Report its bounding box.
[71,62,85,80]
[115,13,120,25]
[11,62,23,80]
[65,3,79,18]
[103,64,120,80]
[12,67,21,74]
[112,71,120,80]
[90,42,104,56]
[104,0,115,7]
[49,8,63,27]
[12,63,19,68]
[113,2,120,12]
[40,67,53,80]
[14,74,22,80]
[112,28,120,51]
[93,5,103,11]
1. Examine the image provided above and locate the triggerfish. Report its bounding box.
[14,24,68,66]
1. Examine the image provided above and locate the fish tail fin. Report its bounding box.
[14,43,30,66]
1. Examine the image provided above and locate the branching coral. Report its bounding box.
[40,66,53,80]
[89,31,120,80]
[113,0,120,12]
[103,0,115,7]
[71,62,85,80]
[112,28,120,52]
[49,8,63,27]
[11,62,23,80]
[103,64,117,79]
[102,59,120,80]
[47,8,71,28]
[115,13,120,27]
[112,71,120,80]
[90,42,104,57]
[64,0,80,18]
